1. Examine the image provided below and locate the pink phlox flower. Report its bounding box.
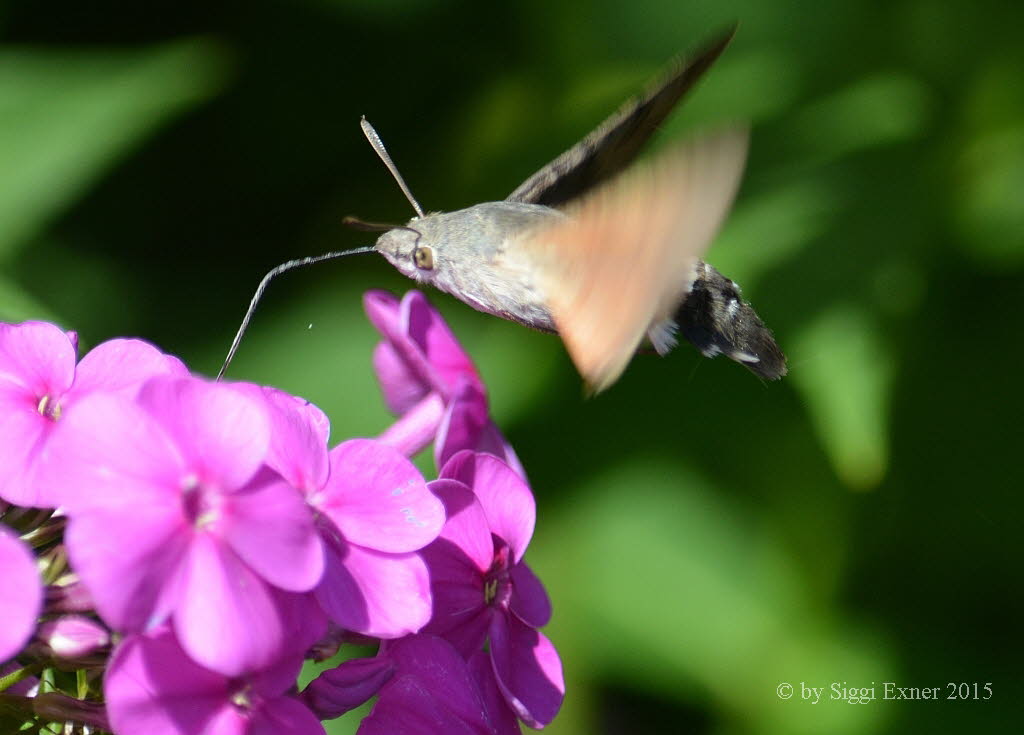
[364,290,524,477]
[0,526,42,662]
[305,634,517,734]
[422,451,564,728]
[105,625,325,735]
[45,375,325,676]
[0,321,187,507]
[251,386,446,640]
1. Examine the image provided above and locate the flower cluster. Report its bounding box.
[0,291,563,734]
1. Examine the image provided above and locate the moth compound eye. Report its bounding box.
[413,245,434,270]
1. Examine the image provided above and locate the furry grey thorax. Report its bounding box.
[374,201,565,333]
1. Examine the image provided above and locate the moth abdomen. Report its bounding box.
[676,261,787,380]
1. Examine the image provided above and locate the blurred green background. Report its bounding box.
[2,0,1021,732]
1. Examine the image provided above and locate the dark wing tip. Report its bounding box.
[506,25,740,208]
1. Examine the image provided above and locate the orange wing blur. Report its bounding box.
[518,129,749,392]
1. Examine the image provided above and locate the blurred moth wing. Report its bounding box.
[514,129,749,392]
[507,26,737,207]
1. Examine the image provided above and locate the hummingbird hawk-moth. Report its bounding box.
[220,27,785,390]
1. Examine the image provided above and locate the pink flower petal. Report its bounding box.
[469,650,521,735]
[0,528,42,661]
[0,320,75,397]
[314,532,432,638]
[488,615,564,728]
[248,695,325,735]
[65,508,188,632]
[428,479,493,572]
[0,322,76,506]
[474,420,528,481]
[419,480,493,657]
[200,708,251,735]
[365,290,434,408]
[509,562,552,628]
[376,392,445,457]
[363,289,403,336]
[419,586,491,660]
[359,676,483,735]
[386,635,494,729]
[71,338,188,397]
[138,378,270,492]
[175,534,286,676]
[221,469,324,592]
[434,379,489,470]
[105,629,232,735]
[0,393,53,506]
[434,384,525,478]
[261,591,327,687]
[401,291,482,397]
[253,386,330,493]
[319,439,443,553]
[303,655,396,719]
[38,392,186,513]
[441,451,535,562]
[372,341,430,415]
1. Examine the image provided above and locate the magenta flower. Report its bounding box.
[0,526,42,662]
[305,634,516,735]
[0,321,187,507]
[106,626,325,735]
[422,451,564,728]
[249,386,446,639]
[0,303,568,732]
[44,375,325,675]
[364,290,524,476]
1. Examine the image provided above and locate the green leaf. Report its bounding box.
[790,304,894,489]
[789,73,931,162]
[0,38,231,259]
[955,123,1024,267]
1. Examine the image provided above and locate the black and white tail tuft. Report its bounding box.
[676,261,787,380]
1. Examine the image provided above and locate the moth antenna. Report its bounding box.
[217,246,376,381]
[360,116,425,218]
[343,216,423,247]
[342,215,405,232]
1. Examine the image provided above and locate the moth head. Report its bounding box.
[374,224,437,283]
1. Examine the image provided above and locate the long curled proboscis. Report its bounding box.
[216,246,376,380]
